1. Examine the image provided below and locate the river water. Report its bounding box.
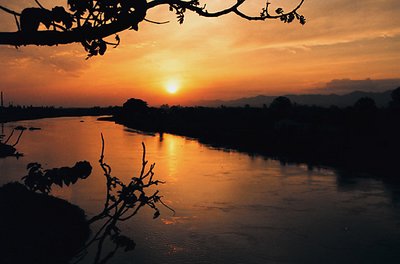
[1,116,400,264]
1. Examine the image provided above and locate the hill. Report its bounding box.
[196,90,393,108]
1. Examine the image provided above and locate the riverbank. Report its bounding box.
[3,115,400,264]
[2,99,399,178]
[106,99,400,178]
[0,182,89,264]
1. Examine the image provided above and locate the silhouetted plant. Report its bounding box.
[122,98,149,113]
[72,134,174,263]
[390,87,400,108]
[270,96,293,115]
[22,161,92,194]
[17,135,173,263]
[0,125,26,158]
[4,125,26,146]
[353,97,377,113]
[0,182,90,264]
[270,96,292,109]
[110,93,400,174]
[0,0,306,57]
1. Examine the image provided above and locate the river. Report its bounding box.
[1,116,400,263]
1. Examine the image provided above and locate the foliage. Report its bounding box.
[122,98,148,113]
[269,96,293,112]
[0,125,26,158]
[354,97,377,113]
[22,161,92,194]
[0,0,306,57]
[390,87,400,108]
[89,134,171,224]
[20,136,174,263]
[75,135,173,263]
[112,96,400,174]
[392,87,400,102]
[0,182,90,264]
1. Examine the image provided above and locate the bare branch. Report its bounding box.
[79,135,173,263]
[34,0,46,10]
[0,5,20,16]
[144,18,169,24]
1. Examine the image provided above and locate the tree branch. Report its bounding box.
[0,0,306,55]
[0,20,128,46]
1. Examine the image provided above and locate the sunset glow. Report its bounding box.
[165,80,180,94]
[0,0,399,107]
[1,0,400,262]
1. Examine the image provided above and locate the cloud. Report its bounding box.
[313,78,400,94]
[0,44,88,73]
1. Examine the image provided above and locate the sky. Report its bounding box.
[0,0,399,107]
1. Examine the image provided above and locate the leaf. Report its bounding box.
[287,13,295,23]
[46,169,62,186]
[27,162,40,170]
[73,161,92,179]
[153,210,160,219]
[299,15,306,25]
[63,173,71,186]
[126,194,138,205]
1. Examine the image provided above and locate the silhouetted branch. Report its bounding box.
[12,129,24,147]
[144,18,169,24]
[4,128,15,144]
[0,0,306,57]
[74,135,173,263]
[34,0,46,10]
[19,134,172,264]
[15,131,172,263]
[0,5,20,16]
[22,161,92,194]
[89,134,171,223]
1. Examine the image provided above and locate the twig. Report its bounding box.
[34,0,46,10]
[4,128,14,144]
[144,18,169,24]
[76,135,174,263]
[12,129,24,147]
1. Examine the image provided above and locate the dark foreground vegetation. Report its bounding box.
[0,182,90,264]
[109,88,400,177]
[0,140,171,264]
[0,105,119,123]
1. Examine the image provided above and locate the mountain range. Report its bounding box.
[195,90,394,108]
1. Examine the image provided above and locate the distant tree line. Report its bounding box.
[111,87,400,176]
[0,105,119,123]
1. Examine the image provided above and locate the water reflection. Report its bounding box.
[1,116,400,263]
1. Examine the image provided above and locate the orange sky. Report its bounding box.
[0,0,399,106]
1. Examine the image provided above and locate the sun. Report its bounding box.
[165,80,180,94]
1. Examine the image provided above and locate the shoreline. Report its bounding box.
[107,104,400,179]
[0,106,118,124]
[3,110,400,179]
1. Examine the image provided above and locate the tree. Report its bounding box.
[270,96,292,112]
[389,87,400,108]
[0,0,306,58]
[354,97,377,113]
[123,98,148,113]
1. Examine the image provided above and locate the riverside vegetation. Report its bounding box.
[0,137,172,264]
[108,88,400,177]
